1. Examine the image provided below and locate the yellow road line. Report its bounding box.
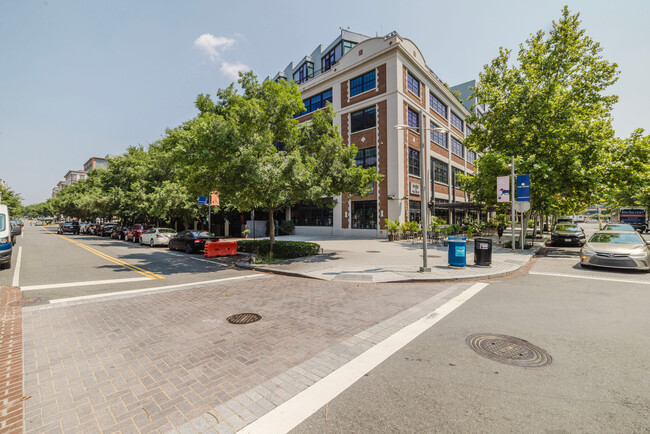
[43,228,164,280]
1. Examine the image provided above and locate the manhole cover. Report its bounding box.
[227,313,262,324]
[466,333,552,367]
[9,297,51,307]
[366,251,381,253]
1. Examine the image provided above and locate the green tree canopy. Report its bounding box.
[464,6,620,223]
[604,129,650,208]
[0,185,23,217]
[162,72,381,251]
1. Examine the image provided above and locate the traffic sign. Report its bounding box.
[514,201,530,212]
[516,174,530,201]
[198,196,208,205]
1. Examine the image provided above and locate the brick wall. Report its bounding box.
[0,286,24,434]
[341,64,387,109]
[402,66,425,108]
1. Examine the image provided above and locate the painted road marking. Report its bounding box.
[46,274,269,304]
[11,246,22,287]
[43,228,163,280]
[240,282,490,434]
[21,277,151,291]
[164,250,227,267]
[529,271,650,285]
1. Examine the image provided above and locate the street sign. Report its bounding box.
[197,196,208,205]
[514,201,530,212]
[516,174,530,201]
[497,176,510,202]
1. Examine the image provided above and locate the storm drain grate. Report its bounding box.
[227,313,262,325]
[9,297,51,307]
[466,333,552,367]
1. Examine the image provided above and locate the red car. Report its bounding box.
[125,224,152,242]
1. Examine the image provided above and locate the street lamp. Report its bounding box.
[395,112,448,272]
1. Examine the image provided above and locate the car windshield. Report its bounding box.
[605,224,635,231]
[589,233,643,244]
[555,225,580,232]
[159,228,176,234]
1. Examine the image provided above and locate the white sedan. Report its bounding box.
[139,228,177,247]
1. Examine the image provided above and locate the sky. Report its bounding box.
[1,0,648,205]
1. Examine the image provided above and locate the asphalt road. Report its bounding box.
[291,227,650,433]
[0,224,255,300]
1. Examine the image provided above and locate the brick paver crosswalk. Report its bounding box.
[20,275,454,432]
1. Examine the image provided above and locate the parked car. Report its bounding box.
[168,230,218,254]
[117,226,131,240]
[140,228,177,247]
[57,221,80,235]
[10,221,22,236]
[34,220,44,226]
[110,226,125,240]
[580,231,650,271]
[0,204,13,269]
[125,224,152,243]
[82,223,96,235]
[550,223,586,246]
[100,223,119,237]
[603,223,636,232]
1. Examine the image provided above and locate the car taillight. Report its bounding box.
[194,239,202,243]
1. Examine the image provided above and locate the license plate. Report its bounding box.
[565,238,572,242]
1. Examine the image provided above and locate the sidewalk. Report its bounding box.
[237,233,548,283]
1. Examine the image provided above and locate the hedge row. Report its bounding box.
[237,240,321,259]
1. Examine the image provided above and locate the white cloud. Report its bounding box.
[194,33,235,62]
[220,61,250,80]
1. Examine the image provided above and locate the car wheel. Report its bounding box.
[150,239,155,247]
[185,244,193,254]
[580,263,591,269]
[1,260,11,270]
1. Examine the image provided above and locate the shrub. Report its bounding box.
[237,240,321,260]
[278,220,295,236]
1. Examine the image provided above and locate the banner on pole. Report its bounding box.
[210,191,220,206]
[516,174,530,202]
[497,176,510,202]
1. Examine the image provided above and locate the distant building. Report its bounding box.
[450,79,486,117]
[63,170,87,186]
[83,156,109,172]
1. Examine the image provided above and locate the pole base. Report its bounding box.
[419,267,432,272]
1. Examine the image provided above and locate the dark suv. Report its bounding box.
[58,221,80,235]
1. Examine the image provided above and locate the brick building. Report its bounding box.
[271,30,482,238]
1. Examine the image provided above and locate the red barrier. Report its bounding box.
[204,241,238,257]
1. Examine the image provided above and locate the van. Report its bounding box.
[0,204,12,269]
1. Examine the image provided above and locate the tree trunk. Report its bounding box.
[531,212,538,242]
[268,206,275,256]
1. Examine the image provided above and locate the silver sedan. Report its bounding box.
[580,231,650,271]
[139,228,177,247]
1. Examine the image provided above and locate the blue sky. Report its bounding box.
[1,0,648,204]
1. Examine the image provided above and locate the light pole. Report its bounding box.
[395,111,448,272]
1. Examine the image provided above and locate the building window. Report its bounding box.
[351,200,377,229]
[291,200,334,226]
[465,125,472,136]
[432,158,449,184]
[452,167,464,188]
[430,121,448,148]
[293,61,314,84]
[429,93,447,118]
[407,72,420,95]
[451,137,464,158]
[407,107,419,128]
[409,200,421,223]
[408,148,420,176]
[451,112,463,131]
[351,106,376,132]
[467,151,476,164]
[298,89,333,117]
[355,147,377,168]
[322,40,356,72]
[350,70,376,97]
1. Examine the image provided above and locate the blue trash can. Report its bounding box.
[448,237,467,267]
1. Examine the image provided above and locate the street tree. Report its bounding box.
[463,6,619,246]
[163,72,381,253]
[603,129,650,208]
[0,185,23,217]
